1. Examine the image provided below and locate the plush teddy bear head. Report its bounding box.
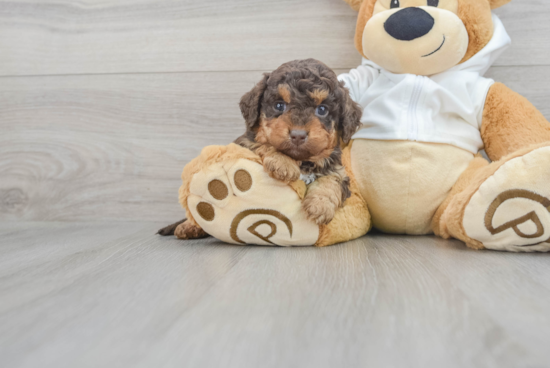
[343,0,511,75]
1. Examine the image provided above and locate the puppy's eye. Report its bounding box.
[390,0,399,8]
[316,105,329,117]
[274,102,286,113]
[427,0,439,6]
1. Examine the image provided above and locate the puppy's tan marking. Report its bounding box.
[255,116,292,147]
[309,89,329,105]
[278,84,292,103]
[304,118,338,162]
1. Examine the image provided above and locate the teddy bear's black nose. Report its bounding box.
[384,7,435,41]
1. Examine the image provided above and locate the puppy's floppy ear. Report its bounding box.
[240,73,270,129]
[342,0,365,11]
[490,0,511,9]
[338,82,363,144]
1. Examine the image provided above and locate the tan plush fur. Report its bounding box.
[343,0,365,12]
[439,142,550,250]
[490,0,512,9]
[432,154,490,240]
[456,0,494,64]
[353,0,376,58]
[481,83,550,162]
[350,0,495,65]
[316,143,371,247]
[178,144,263,226]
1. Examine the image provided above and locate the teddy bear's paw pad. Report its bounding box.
[187,159,319,246]
[463,146,550,252]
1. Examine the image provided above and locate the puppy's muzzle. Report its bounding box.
[290,130,308,146]
[384,7,435,41]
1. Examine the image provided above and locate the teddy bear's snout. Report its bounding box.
[384,7,435,41]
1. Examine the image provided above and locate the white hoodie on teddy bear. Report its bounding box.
[338,14,511,155]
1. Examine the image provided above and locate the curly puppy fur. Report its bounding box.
[235,59,363,225]
[158,59,362,237]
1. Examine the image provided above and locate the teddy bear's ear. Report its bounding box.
[490,0,512,9]
[342,0,365,12]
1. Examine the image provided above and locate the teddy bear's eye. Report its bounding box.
[390,0,400,8]
[427,0,439,6]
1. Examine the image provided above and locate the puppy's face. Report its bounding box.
[240,59,362,162]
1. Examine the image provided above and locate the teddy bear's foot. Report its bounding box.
[444,144,550,252]
[184,148,319,246]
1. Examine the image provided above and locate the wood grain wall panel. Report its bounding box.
[1,66,549,222]
[0,0,361,77]
[0,0,546,77]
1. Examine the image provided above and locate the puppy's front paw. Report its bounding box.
[302,194,338,225]
[263,155,301,182]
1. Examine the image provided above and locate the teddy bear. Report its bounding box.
[175,0,550,252]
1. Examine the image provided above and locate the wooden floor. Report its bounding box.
[1,222,550,368]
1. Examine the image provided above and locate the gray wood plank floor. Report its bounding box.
[1,222,550,368]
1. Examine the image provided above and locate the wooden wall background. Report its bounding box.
[0,0,549,223]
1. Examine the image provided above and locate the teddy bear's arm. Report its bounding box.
[337,65,379,103]
[481,82,550,162]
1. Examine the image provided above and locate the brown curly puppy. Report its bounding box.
[158,59,362,238]
[235,59,363,225]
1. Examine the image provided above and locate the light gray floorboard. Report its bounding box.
[0,222,549,368]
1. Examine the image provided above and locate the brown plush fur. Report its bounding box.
[481,83,550,162]
[236,59,363,225]
[456,0,495,64]
[432,154,490,240]
[342,0,364,12]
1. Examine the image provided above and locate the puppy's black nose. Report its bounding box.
[384,7,435,41]
[290,130,308,146]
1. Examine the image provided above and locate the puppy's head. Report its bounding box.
[344,0,511,75]
[239,59,362,162]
